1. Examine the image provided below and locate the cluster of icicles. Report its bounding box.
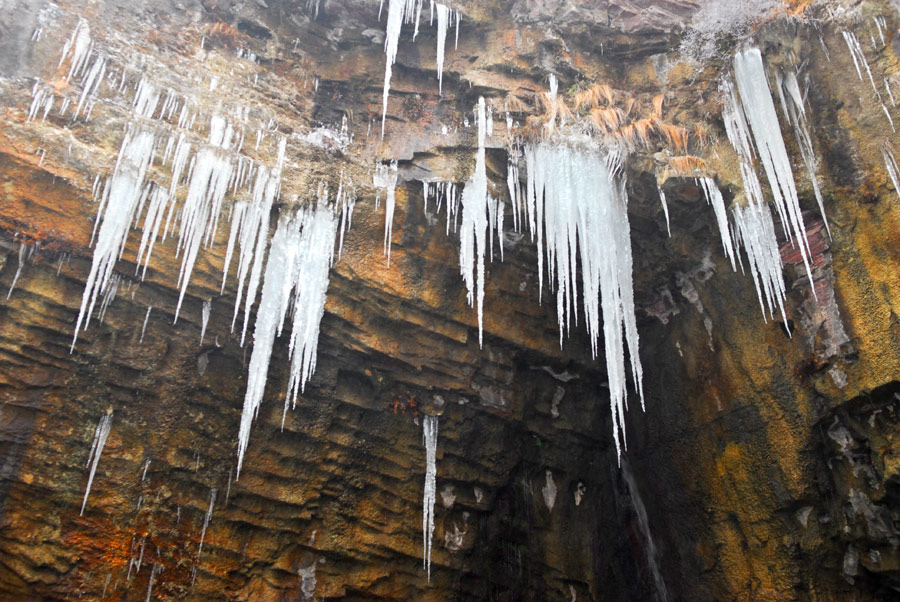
[26,7,883,587]
[380,0,460,136]
[44,20,355,486]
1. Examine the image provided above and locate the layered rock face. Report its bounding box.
[3,0,900,600]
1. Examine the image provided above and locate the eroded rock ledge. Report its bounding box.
[2,0,900,601]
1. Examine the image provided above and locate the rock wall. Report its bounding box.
[2,0,900,600]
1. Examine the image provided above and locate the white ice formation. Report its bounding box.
[81,411,113,515]
[523,140,643,459]
[422,414,438,582]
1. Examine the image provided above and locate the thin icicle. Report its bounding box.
[200,299,211,344]
[776,67,831,237]
[81,411,113,515]
[140,306,152,343]
[883,103,897,132]
[197,488,217,562]
[145,565,162,602]
[374,161,399,265]
[842,31,881,100]
[434,2,450,94]
[6,243,26,300]
[459,97,491,346]
[884,145,900,202]
[134,185,174,278]
[657,183,671,237]
[74,54,106,119]
[336,175,357,261]
[422,415,438,582]
[699,177,736,270]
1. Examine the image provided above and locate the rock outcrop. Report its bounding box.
[2,0,900,600]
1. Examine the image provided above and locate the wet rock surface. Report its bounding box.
[2,0,900,600]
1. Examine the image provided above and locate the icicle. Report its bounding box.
[380,0,427,136]
[282,202,339,418]
[236,204,338,477]
[97,273,121,323]
[173,115,238,323]
[235,138,287,344]
[422,415,438,582]
[731,48,815,290]
[435,2,450,94]
[459,97,491,346]
[381,0,405,137]
[699,177,736,270]
[225,467,233,505]
[81,411,113,515]
[134,185,174,278]
[72,127,156,350]
[776,68,831,237]
[507,147,522,232]
[133,77,161,120]
[28,86,49,122]
[523,142,643,461]
[197,488,217,561]
[721,77,767,206]
[145,565,161,602]
[336,175,356,261]
[6,243,26,299]
[883,103,897,132]
[374,161,399,265]
[74,54,106,119]
[875,16,887,47]
[59,19,92,83]
[842,31,882,100]
[656,183,671,237]
[884,145,900,202]
[732,202,789,326]
[200,299,211,344]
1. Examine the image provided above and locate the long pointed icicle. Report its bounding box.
[699,177,736,270]
[381,0,420,137]
[776,68,830,237]
[732,48,815,291]
[459,97,490,346]
[197,488,217,562]
[884,145,900,201]
[81,412,113,515]
[434,2,451,94]
[374,161,399,265]
[283,200,338,418]
[657,183,671,237]
[237,204,338,477]
[422,415,438,582]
